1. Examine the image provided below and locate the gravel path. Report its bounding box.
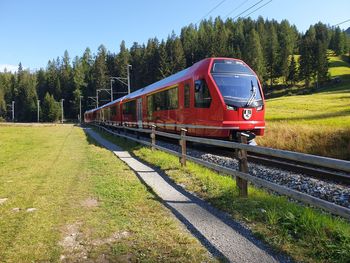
[84,127,290,262]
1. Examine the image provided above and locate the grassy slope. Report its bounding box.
[257,55,350,160]
[97,129,350,263]
[0,125,213,262]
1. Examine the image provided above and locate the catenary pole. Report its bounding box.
[127,64,132,94]
[61,99,64,123]
[79,96,82,123]
[37,100,40,122]
[12,101,15,122]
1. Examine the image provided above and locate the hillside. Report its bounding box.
[257,55,350,160]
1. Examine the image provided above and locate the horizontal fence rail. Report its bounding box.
[91,122,350,220]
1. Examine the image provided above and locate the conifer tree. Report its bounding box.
[158,40,171,78]
[93,45,108,92]
[287,55,298,85]
[299,26,316,87]
[15,69,37,121]
[244,29,265,81]
[42,92,60,122]
[266,23,279,87]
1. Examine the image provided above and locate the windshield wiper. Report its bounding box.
[245,80,257,107]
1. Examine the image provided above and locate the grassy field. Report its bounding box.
[257,55,350,160]
[0,125,213,262]
[96,129,350,263]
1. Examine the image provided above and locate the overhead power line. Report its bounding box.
[231,0,264,20]
[333,18,350,27]
[224,0,250,19]
[244,0,272,18]
[196,0,227,24]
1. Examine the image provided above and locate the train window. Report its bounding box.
[195,79,211,108]
[211,59,254,75]
[147,95,154,119]
[184,84,190,108]
[111,106,117,118]
[122,100,136,119]
[148,86,179,113]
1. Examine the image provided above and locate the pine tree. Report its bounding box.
[287,55,298,86]
[15,70,38,122]
[36,69,47,102]
[114,41,130,94]
[332,27,346,55]
[42,92,60,122]
[278,20,298,84]
[130,42,145,90]
[72,56,86,117]
[299,26,316,88]
[315,40,329,87]
[265,23,279,87]
[244,29,265,81]
[166,33,186,74]
[158,40,171,78]
[93,45,108,92]
[180,24,198,66]
[142,38,160,85]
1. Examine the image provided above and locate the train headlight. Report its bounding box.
[227,105,237,111]
[256,105,264,111]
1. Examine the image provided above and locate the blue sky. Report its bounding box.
[1,0,349,71]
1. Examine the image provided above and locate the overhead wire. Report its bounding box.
[333,18,350,27]
[224,0,250,19]
[243,0,272,18]
[231,0,264,20]
[196,0,227,24]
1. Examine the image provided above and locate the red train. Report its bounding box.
[84,57,265,141]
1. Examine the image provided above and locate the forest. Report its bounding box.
[0,17,349,122]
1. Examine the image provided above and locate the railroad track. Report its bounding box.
[247,153,350,185]
[188,143,350,185]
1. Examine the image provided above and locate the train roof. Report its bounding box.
[85,57,243,114]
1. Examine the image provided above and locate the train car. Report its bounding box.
[84,57,265,141]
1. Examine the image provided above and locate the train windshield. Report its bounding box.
[211,60,263,108]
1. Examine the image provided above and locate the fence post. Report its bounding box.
[235,133,248,197]
[151,125,156,151]
[179,128,187,166]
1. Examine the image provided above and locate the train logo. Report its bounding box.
[243,109,252,120]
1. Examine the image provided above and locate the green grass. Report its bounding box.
[96,129,350,263]
[257,55,350,160]
[0,125,213,262]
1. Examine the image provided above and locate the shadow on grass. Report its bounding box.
[265,78,350,99]
[329,57,350,68]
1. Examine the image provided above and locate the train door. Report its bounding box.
[137,98,142,128]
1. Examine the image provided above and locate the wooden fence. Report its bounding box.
[92,123,350,220]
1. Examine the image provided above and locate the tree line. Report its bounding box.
[0,17,349,122]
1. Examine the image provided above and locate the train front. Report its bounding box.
[209,58,265,140]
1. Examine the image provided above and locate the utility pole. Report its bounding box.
[127,64,132,94]
[110,79,114,101]
[61,99,64,123]
[37,100,40,123]
[12,101,15,122]
[79,96,83,123]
